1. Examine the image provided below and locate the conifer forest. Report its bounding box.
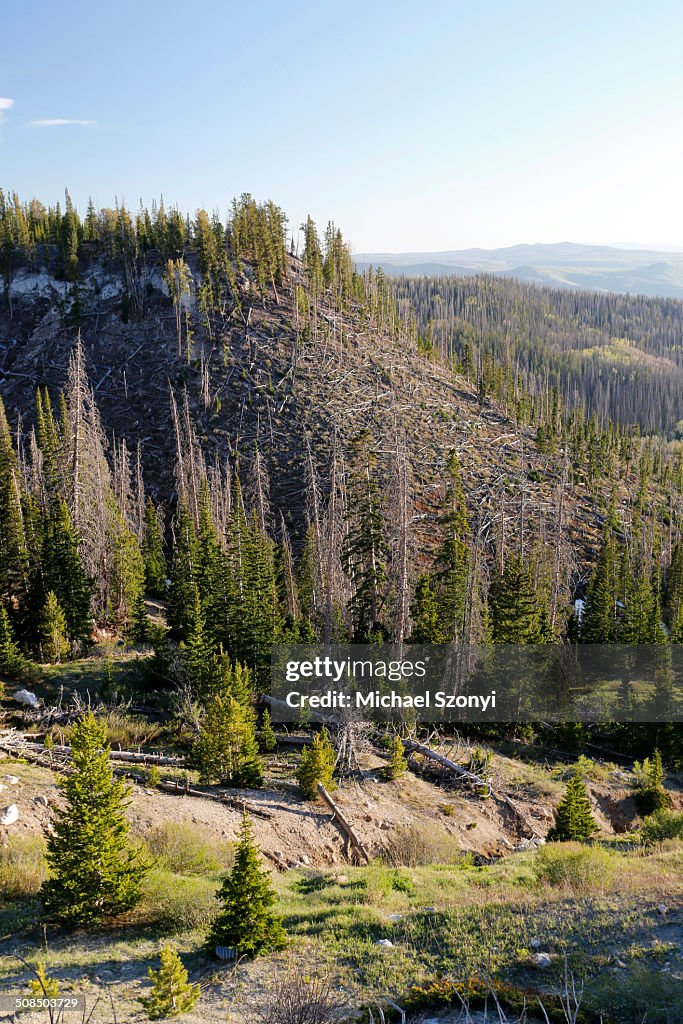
[0,189,682,1023]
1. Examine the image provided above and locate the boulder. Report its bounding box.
[0,804,19,825]
[13,689,40,708]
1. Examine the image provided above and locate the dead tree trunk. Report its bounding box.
[316,782,370,863]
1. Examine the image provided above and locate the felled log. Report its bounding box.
[402,739,492,794]
[262,693,328,724]
[3,739,185,766]
[156,779,273,820]
[403,739,540,838]
[316,782,370,863]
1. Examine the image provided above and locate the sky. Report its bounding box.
[2,0,683,252]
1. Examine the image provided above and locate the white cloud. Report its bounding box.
[28,118,97,128]
[0,98,15,124]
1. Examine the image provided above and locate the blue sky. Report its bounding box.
[2,0,683,251]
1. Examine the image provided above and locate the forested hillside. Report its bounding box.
[0,190,682,753]
[392,273,683,436]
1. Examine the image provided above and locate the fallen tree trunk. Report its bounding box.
[274,735,313,747]
[157,779,273,820]
[2,738,185,766]
[262,693,328,724]
[402,739,540,838]
[402,739,492,794]
[316,782,370,863]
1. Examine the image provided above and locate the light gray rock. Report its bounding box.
[13,689,40,708]
[0,804,19,825]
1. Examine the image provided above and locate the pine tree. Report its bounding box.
[345,430,389,640]
[193,693,263,787]
[0,397,28,607]
[107,497,145,632]
[208,811,286,958]
[581,521,619,643]
[547,774,598,842]
[41,711,149,925]
[634,748,670,814]
[0,604,24,677]
[38,591,70,663]
[489,554,543,643]
[410,573,447,643]
[167,504,199,641]
[258,708,277,752]
[139,945,200,1020]
[179,591,216,697]
[142,497,167,597]
[40,498,92,650]
[435,450,470,641]
[297,726,336,799]
[384,734,408,780]
[28,963,60,999]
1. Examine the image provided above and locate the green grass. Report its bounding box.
[0,841,680,1022]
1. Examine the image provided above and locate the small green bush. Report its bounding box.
[534,842,615,891]
[0,835,48,898]
[51,710,161,749]
[383,825,465,867]
[139,869,219,931]
[145,822,234,875]
[640,808,683,844]
[587,967,683,1023]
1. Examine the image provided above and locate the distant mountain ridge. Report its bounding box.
[352,242,683,298]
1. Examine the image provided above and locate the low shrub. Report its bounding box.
[640,808,683,845]
[144,822,234,875]
[138,868,219,932]
[534,842,615,891]
[50,710,161,749]
[0,835,48,897]
[382,825,465,867]
[587,967,683,1023]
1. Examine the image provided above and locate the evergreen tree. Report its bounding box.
[0,604,24,677]
[28,963,60,999]
[139,945,200,1020]
[384,734,408,780]
[435,450,470,641]
[489,554,543,643]
[547,774,598,842]
[581,521,619,643]
[40,498,92,650]
[107,498,145,632]
[179,591,216,697]
[142,497,167,597]
[409,573,447,643]
[41,711,149,925]
[167,504,199,641]
[208,811,286,958]
[345,430,388,640]
[634,748,670,814]
[0,397,28,607]
[193,693,263,787]
[297,726,336,799]
[258,707,277,752]
[38,591,70,663]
